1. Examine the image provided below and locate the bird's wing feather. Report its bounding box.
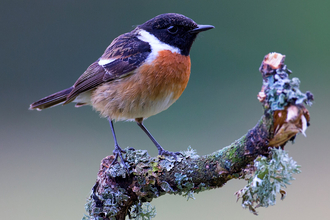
[64,32,151,104]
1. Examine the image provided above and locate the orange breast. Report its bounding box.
[137,50,191,100]
[91,50,191,121]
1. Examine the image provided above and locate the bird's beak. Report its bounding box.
[189,24,215,34]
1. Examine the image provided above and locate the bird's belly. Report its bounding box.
[91,82,178,121]
[91,51,191,121]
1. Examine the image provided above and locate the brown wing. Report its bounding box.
[64,31,151,104]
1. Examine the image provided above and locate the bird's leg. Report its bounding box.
[108,118,127,168]
[135,118,182,158]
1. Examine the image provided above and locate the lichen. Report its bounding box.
[130,202,156,220]
[125,148,151,164]
[235,148,301,215]
[263,63,313,113]
[181,146,200,159]
[160,181,175,193]
[84,185,130,219]
[174,173,195,200]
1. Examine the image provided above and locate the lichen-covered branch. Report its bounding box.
[82,53,313,220]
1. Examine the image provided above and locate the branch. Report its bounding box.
[82,53,314,219]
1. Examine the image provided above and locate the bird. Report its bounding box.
[29,13,214,166]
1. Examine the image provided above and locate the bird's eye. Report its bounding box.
[167,26,178,34]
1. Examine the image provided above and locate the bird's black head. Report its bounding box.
[138,13,214,56]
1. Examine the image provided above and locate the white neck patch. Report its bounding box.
[137,29,181,64]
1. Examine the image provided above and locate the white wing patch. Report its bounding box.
[137,29,180,64]
[98,58,116,66]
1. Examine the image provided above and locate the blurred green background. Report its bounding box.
[1,0,329,219]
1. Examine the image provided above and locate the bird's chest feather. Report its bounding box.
[92,51,191,120]
[138,51,191,101]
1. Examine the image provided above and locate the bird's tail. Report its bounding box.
[29,87,73,111]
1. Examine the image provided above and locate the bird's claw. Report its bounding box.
[110,144,129,171]
[158,149,182,160]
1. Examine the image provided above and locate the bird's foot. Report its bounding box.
[110,144,129,171]
[158,148,182,160]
